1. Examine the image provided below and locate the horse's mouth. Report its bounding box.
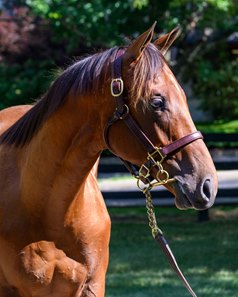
[172,181,194,210]
[170,179,212,211]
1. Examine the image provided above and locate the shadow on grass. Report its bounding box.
[106,206,238,297]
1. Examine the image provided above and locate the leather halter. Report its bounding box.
[104,48,201,297]
[104,48,203,188]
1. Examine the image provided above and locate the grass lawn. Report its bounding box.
[106,206,238,297]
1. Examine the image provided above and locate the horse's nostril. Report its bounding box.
[202,179,212,201]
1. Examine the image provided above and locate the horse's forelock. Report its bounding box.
[129,44,164,107]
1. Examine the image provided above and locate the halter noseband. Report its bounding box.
[104,48,203,190]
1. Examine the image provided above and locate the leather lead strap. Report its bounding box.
[155,232,198,297]
[145,189,198,297]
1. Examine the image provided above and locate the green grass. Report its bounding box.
[106,206,238,297]
[196,120,238,133]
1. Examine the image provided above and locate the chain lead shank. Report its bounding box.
[142,186,198,297]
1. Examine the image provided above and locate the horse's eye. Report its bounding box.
[150,95,165,110]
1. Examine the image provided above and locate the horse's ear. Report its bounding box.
[154,26,181,55]
[123,22,156,66]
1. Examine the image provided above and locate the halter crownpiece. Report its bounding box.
[103,47,201,297]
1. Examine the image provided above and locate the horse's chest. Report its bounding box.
[65,199,110,260]
[45,190,111,271]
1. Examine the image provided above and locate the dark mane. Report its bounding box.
[0,47,117,147]
[0,44,163,147]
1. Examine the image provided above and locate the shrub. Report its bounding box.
[0,59,55,109]
[192,58,238,120]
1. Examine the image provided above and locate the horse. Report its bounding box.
[0,23,218,296]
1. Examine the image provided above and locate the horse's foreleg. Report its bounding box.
[81,247,109,297]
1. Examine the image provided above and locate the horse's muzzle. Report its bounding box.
[172,175,217,210]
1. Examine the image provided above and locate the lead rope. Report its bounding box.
[142,185,198,297]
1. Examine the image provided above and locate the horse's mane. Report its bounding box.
[0,44,163,147]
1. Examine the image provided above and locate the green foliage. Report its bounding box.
[197,120,238,133]
[165,0,238,120]
[0,59,55,109]
[194,59,238,120]
[25,0,157,50]
[0,0,238,121]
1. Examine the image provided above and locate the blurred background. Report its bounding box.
[0,1,238,296]
[0,0,238,121]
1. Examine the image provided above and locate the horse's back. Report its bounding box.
[0,105,32,136]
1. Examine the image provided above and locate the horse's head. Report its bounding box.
[104,23,218,210]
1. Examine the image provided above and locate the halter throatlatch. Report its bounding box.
[104,48,202,297]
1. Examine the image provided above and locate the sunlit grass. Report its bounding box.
[106,206,238,297]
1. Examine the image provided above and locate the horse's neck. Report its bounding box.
[19,95,104,216]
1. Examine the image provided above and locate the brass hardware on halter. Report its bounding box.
[144,188,162,238]
[155,166,170,184]
[136,175,175,193]
[110,78,124,97]
[138,164,151,179]
[136,147,176,192]
[147,147,165,164]
[117,104,129,119]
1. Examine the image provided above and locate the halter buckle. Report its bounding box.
[138,148,166,183]
[111,78,124,97]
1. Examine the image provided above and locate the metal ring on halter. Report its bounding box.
[137,178,152,193]
[155,166,169,183]
[117,104,129,119]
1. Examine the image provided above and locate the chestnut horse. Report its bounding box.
[0,24,217,296]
